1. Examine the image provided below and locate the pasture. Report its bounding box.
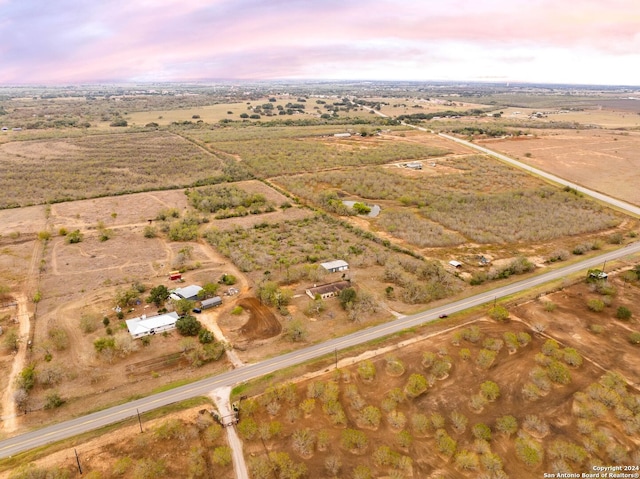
[478,129,640,207]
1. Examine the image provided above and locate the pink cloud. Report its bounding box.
[0,0,639,84]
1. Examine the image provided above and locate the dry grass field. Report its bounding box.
[369,97,494,118]
[124,95,405,125]
[125,101,254,126]
[478,129,640,206]
[1,117,635,436]
[0,131,242,208]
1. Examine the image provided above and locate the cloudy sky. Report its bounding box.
[1,0,638,86]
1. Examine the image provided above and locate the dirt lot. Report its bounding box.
[478,129,640,206]
[238,297,282,340]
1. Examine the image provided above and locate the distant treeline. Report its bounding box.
[397,108,492,122]
[216,117,400,128]
[446,126,521,138]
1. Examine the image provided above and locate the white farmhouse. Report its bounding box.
[126,312,180,339]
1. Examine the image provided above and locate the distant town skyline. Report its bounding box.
[1,0,638,86]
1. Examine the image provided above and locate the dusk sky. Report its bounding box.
[1,0,638,86]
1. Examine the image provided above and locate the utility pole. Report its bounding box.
[74,449,82,475]
[136,408,143,433]
[334,348,338,369]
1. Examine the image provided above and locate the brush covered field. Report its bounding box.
[5,267,640,479]
[1,85,640,477]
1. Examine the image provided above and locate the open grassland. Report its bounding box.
[355,97,493,118]
[125,101,255,126]
[478,129,640,207]
[181,123,405,143]
[275,154,622,246]
[125,95,397,125]
[535,109,640,129]
[0,131,252,208]
[457,92,630,110]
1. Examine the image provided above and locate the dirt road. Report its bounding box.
[0,294,31,433]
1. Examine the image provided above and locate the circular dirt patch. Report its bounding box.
[238,297,282,340]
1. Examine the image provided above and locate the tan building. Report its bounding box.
[306,281,351,299]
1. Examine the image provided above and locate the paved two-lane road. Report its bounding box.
[1,241,639,458]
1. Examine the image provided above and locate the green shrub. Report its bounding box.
[616,306,632,321]
[143,226,157,238]
[515,434,544,467]
[563,348,583,367]
[198,329,215,344]
[476,349,497,370]
[548,359,572,384]
[480,381,501,401]
[608,232,624,244]
[357,360,376,382]
[590,324,604,334]
[435,429,457,457]
[16,364,37,391]
[541,339,560,357]
[341,428,369,452]
[472,423,492,441]
[93,337,116,353]
[488,305,509,321]
[404,373,428,398]
[66,229,83,244]
[220,273,237,285]
[587,299,605,312]
[212,446,232,467]
[176,316,202,336]
[495,415,518,436]
[44,391,65,409]
[283,319,308,342]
